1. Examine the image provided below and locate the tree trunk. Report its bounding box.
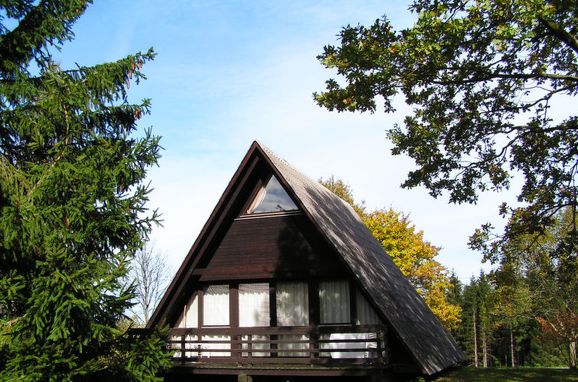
[473,308,478,367]
[482,332,488,368]
[569,341,577,369]
[510,324,515,368]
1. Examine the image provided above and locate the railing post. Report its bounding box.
[310,328,319,360]
[181,334,186,363]
[377,328,386,364]
[247,335,252,360]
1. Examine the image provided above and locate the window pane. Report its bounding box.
[247,176,298,214]
[276,281,309,326]
[319,281,350,324]
[203,285,229,326]
[239,283,270,327]
[175,293,198,328]
[356,289,381,325]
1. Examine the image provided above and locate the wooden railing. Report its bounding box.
[167,325,387,366]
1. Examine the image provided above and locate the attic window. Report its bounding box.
[246,175,298,214]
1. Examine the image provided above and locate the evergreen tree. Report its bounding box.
[459,277,480,366]
[0,1,169,380]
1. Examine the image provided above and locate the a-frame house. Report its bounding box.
[148,141,464,381]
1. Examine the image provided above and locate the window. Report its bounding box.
[239,283,270,327]
[246,175,298,214]
[356,289,381,325]
[319,281,351,324]
[203,285,229,326]
[175,293,198,328]
[276,281,309,357]
[276,281,309,326]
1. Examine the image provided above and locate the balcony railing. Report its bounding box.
[168,325,387,366]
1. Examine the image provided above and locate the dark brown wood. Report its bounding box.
[350,282,357,325]
[199,214,346,282]
[229,284,240,360]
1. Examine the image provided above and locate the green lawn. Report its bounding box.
[433,367,578,382]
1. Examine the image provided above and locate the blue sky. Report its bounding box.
[57,0,513,282]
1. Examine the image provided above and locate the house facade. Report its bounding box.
[147,142,464,381]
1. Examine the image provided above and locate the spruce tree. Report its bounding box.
[0,1,169,380]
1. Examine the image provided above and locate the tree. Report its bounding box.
[0,1,169,380]
[320,177,461,330]
[131,243,171,324]
[483,207,577,368]
[316,0,578,251]
[459,273,495,368]
[491,272,533,368]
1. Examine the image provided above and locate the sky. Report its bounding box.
[55,0,518,282]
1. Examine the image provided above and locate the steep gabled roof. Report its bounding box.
[148,141,464,375]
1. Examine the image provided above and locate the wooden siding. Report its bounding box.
[198,213,346,281]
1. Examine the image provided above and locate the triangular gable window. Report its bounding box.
[246,175,298,214]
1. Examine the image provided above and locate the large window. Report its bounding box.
[319,280,351,324]
[175,294,198,328]
[276,281,309,357]
[203,285,229,326]
[276,281,309,326]
[239,283,270,327]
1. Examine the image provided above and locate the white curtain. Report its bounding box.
[319,281,350,324]
[175,293,198,328]
[356,289,381,325]
[276,281,309,326]
[276,282,309,357]
[239,283,270,327]
[239,283,271,357]
[203,285,229,326]
[320,333,367,359]
[246,184,267,213]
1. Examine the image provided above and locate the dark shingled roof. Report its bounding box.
[149,141,464,376]
[258,142,464,375]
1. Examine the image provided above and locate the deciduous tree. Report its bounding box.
[0,1,169,380]
[131,243,171,324]
[316,0,578,251]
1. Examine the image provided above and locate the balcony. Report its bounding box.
[168,324,388,369]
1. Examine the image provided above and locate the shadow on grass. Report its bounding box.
[433,367,578,382]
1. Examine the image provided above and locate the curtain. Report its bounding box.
[356,289,381,325]
[185,294,199,327]
[203,285,229,326]
[239,283,270,327]
[319,281,350,324]
[175,293,198,328]
[276,281,308,326]
[276,282,309,357]
[246,183,267,213]
[239,283,270,357]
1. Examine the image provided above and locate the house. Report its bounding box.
[147,141,464,381]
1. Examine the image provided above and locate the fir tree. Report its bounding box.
[0,1,169,380]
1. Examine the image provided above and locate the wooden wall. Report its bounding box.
[197,213,347,281]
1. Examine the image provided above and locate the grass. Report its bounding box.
[433,366,578,382]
